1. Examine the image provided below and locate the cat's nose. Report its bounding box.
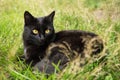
[40,34,45,40]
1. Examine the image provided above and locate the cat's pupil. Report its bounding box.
[45,29,50,34]
[32,29,39,35]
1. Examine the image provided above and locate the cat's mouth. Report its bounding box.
[39,40,45,46]
[33,39,45,46]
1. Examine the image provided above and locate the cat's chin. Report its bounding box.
[37,42,45,46]
[32,42,45,46]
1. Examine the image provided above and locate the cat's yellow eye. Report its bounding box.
[32,29,39,34]
[45,29,50,34]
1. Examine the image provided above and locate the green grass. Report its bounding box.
[0,0,120,80]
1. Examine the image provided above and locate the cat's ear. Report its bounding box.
[45,11,55,23]
[24,11,34,25]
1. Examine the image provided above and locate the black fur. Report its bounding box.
[34,30,103,74]
[22,11,104,74]
[23,11,55,66]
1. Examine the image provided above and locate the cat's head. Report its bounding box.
[23,11,55,46]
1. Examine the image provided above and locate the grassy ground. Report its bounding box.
[0,0,120,80]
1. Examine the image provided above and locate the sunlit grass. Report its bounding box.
[0,0,120,80]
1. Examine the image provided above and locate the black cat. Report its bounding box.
[23,11,55,66]
[22,11,103,74]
